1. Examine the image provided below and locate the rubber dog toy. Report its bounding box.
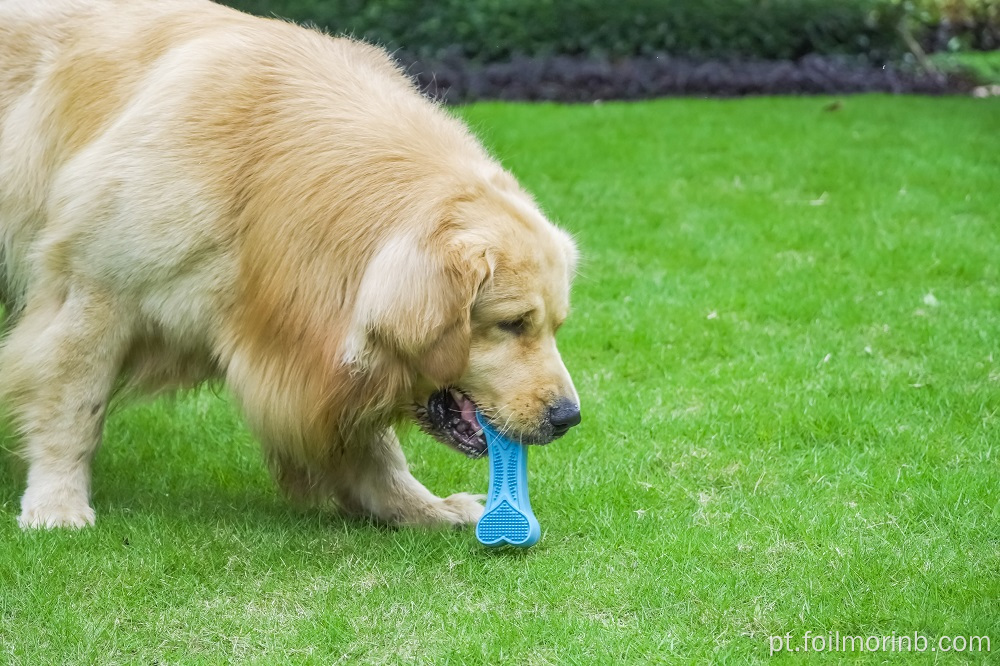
[475,412,541,548]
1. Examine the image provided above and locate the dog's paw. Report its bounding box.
[439,492,485,526]
[18,502,96,530]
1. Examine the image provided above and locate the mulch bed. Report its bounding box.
[399,52,972,103]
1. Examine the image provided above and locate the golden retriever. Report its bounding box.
[0,0,580,529]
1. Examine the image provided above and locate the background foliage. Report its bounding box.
[218,0,998,62]
[902,0,1000,50]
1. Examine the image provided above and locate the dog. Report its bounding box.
[0,0,580,529]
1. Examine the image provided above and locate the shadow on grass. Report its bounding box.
[1,428,548,565]
[0,426,386,539]
[90,454,390,536]
[0,398,492,558]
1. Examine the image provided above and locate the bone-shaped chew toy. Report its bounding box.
[475,412,541,548]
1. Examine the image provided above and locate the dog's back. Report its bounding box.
[0,0,483,309]
[0,0,72,307]
[0,0,227,307]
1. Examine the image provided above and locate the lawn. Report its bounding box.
[1,95,998,664]
[933,50,1000,85]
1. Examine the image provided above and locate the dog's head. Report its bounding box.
[346,171,580,456]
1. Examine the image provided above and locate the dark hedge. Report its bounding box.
[400,52,968,103]
[210,1,980,100]
[218,0,910,63]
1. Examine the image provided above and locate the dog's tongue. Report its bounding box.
[459,395,477,425]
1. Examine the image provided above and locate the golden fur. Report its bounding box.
[0,0,579,528]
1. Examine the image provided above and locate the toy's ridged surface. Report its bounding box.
[476,501,530,543]
[475,413,541,548]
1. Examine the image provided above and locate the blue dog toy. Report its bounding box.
[475,412,541,548]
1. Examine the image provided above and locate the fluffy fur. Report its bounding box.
[0,0,579,529]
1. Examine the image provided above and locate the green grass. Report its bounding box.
[932,50,1000,85]
[2,96,998,664]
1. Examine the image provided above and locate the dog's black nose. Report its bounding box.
[549,399,581,438]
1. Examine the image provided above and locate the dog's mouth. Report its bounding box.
[414,388,488,458]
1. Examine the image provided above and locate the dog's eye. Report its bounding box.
[498,317,529,336]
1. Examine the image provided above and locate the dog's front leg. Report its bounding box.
[0,288,128,529]
[331,428,484,527]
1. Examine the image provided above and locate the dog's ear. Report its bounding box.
[346,233,491,384]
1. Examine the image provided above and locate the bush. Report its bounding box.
[931,48,1000,82]
[217,0,911,63]
[901,0,1000,51]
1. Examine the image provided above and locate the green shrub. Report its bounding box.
[217,0,911,62]
[931,48,1000,81]
[897,0,1000,50]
